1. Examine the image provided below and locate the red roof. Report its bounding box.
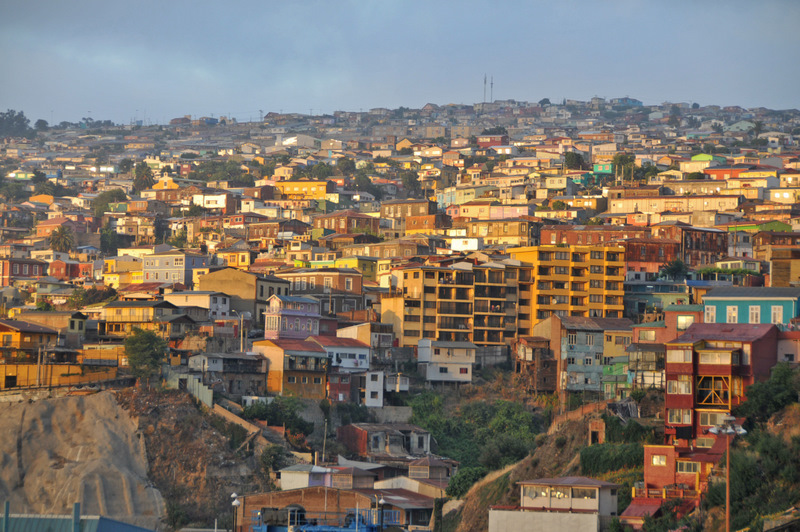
[309,336,369,348]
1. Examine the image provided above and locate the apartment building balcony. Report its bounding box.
[437,302,472,315]
[437,287,472,300]
[438,272,474,285]
[474,316,505,329]
[474,286,505,299]
[474,300,506,313]
[438,317,471,331]
[438,331,471,343]
[473,330,504,344]
[474,271,504,284]
[571,267,588,277]
[519,270,532,283]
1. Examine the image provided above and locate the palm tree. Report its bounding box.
[49,225,75,253]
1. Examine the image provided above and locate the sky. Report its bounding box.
[1,0,799,126]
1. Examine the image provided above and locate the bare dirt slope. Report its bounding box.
[0,391,165,530]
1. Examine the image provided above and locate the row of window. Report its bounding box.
[705,305,784,324]
[287,376,322,384]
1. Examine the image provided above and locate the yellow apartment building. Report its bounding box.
[275,180,335,201]
[508,245,626,325]
[381,260,526,348]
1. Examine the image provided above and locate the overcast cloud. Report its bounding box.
[1,0,798,124]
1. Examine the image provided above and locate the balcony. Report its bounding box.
[438,287,472,300]
[438,302,472,315]
[475,286,505,299]
[474,316,505,329]
[438,317,471,330]
[474,300,506,313]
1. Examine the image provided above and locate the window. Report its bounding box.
[667,375,692,394]
[370,391,379,399]
[705,306,716,323]
[586,335,594,346]
[568,333,577,345]
[638,329,656,342]
[309,278,315,290]
[615,336,630,345]
[370,374,379,382]
[772,305,784,324]
[695,437,714,448]
[676,315,694,331]
[324,277,333,291]
[667,348,692,363]
[677,461,699,473]
[584,357,593,366]
[439,367,448,373]
[749,306,760,324]
[313,377,322,384]
[726,305,738,324]
[572,488,597,499]
[460,368,468,374]
[287,376,296,383]
[524,485,549,499]
[699,411,727,426]
[668,409,691,424]
[301,376,308,384]
[651,455,667,466]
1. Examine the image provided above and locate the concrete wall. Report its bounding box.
[488,510,598,532]
[372,406,413,423]
[162,367,214,407]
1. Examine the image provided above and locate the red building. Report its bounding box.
[476,134,509,148]
[313,210,379,234]
[612,238,679,276]
[541,224,649,246]
[663,322,777,447]
[623,322,778,524]
[0,258,47,286]
[651,222,728,267]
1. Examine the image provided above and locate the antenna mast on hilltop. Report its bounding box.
[483,75,487,104]
[490,76,494,102]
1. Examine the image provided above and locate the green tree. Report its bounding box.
[34,119,49,132]
[92,188,127,217]
[133,162,155,192]
[668,105,682,127]
[335,157,356,175]
[550,200,568,210]
[481,126,507,136]
[118,158,134,173]
[563,152,584,170]
[49,225,75,253]
[712,123,724,134]
[751,120,764,137]
[538,98,551,106]
[736,363,799,423]
[400,170,421,196]
[0,109,33,138]
[660,259,689,280]
[100,222,124,255]
[124,328,168,384]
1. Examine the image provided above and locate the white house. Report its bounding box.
[309,336,371,372]
[489,476,620,532]
[417,340,476,384]
[163,290,231,320]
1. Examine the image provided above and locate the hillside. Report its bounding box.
[447,416,590,532]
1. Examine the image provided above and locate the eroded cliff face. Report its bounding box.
[0,388,260,531]
[0,391,164,530]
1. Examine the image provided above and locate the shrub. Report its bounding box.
[580,443,643,475]
[446,467,488,498]
[554,435,567,449]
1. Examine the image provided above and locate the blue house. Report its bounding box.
[702,287,800,326]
